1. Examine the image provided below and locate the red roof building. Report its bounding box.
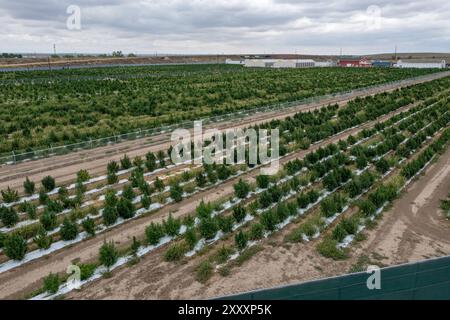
[338,57,372,67]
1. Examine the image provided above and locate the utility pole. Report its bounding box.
[53,43,56,56]
[394,45,398,61]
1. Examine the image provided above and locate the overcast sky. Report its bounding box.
[1,0,449,55]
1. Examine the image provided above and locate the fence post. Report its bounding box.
[12,151,16,164]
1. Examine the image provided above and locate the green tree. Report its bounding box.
[235,231,248,250]
[120,154,132,170]
[43,273,60,294]
[41,176,56,192]
[256,175,270,189]
[82,217,96,236]
[234,179,251,199]
[4,233,27,260]
[33,228,52,250]
[232,205,247,223]
[117,197,136,219]
[99,241,119,270]
[23,177,35,195]
[199,216,218,240]
[146,223,165,245]
[103,205,118,226]
[154,177,164,192]
[40,210,57,231]
[0,207,19,228]
[60,218,79,241]
[170,184,183,202]
[1,187,19,203]
[163,214,181,236]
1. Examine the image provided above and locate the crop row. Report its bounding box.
[0,65,444,153]
[30,92,449,298]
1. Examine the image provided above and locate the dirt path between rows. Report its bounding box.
[2,71,449,194]
[64,132,450,300]
[0,102,418,299]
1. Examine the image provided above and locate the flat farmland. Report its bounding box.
[0,64,442,154]
[0,64,449,300]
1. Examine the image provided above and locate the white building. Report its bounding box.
[225,59,244,65]
[314,61,335,67]
[395,59,446,69]
[244,59,316,68]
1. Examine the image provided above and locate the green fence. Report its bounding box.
[217,256,450,300]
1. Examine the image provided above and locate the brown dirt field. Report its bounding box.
[2,70,448,195]
[63,132,450,300]
[0,102,419,299]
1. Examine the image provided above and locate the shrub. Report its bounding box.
[196,200,213,219]
[107,171,118,185]
[145,152,157,172]
[76,169,91,183]
[0,232,5,248]
[117,198,136,219]
[60,218,79,241]
[215,245,234,264]
[130,236,141,256]
[157,150,166,168]
[33,227,52,250]
[307,189,320,203]
[375,158,390,174]
[4,233,27,260]
[297,193,310,209]
[43,273,60,294]
[163,214,181,237]
[234,179,251,199]
[141,194,151,209]
[170,184,183,202]
[133,156,144,168]
[82,217,96,236]
[1,187,19,203]
[260,210,277,232]
[164,243,187,262]
[341,217,359,235]
[184,227,198,250]
[120,154,132,170]
[102,205,118,226]
[217,165,231,180]
[199,216,218,240]
[217,215,234,234]
[79,263,97,281]
[23,177,35,195]
[0,207,19,228]
[235,231,248,250]
[249,223,264,240]
[332,224,348,242]
[146,223,165,245]
[358,200,377,217]
[195,172,207,188]
[40,210,57,231]
[107,160,119,173]
[232,205,247,223]
[99,241,119,270]
[41,176,56,192]
[122,185,135,201]
[316,237,348,260]
[256,175,270,189]
[196,261,213,283]
[154,177,164,192]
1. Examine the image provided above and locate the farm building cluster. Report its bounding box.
[226,56,447,69]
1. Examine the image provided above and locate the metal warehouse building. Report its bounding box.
[395,59,446,69]
[244,59,316,68]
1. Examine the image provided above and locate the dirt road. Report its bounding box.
[2,71,448,194]
[64,132,450,300]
